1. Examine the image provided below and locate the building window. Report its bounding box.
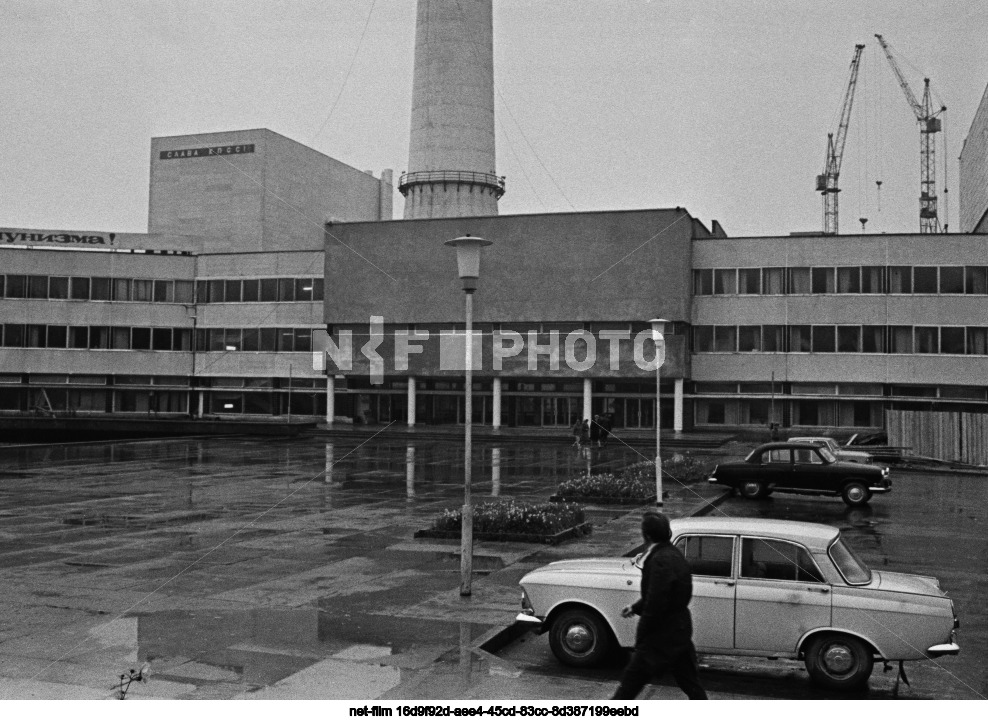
[132,328,152,350]
[915,327,938,353]
[914,267,938,293]
[279,328,295,351]
[811,267,835,294]
[154,280,172,303]
[713,326,737,352]
[70,277,90,300]
[224,280,242,303]
[862,325,885,353]
[713,269,736,295]
[27,276,48,299]
[278,278,295,302]
[939,267,964,294]
[889,326,913,353]
[837,326,861,352]
[26,325,45,347]
[91,278,112,301]
[260,278,278,302]
[175,280,194,304]
[6,275,27,298]
[113,278,132,301]
[788,267,811,293]
[295,279,314,302]
[112,327,130,349]
[69,327,88,348]
[941,327,965,354]
[259,328,278,352]
[811,325,836,352]
[888,266,912,293]
[763,267,784,294]
[762,325,785,352]
[693,269,713,295]
[967,328,988,355]
[738,268,761,294]
[693,326,713,352]
[861,266,885,293]
[738,326,761,352]
[89,327,111,350]
[242,279,259,302]
[837,267,860,293]
[47,326,68,348]
[965,266,988,294]
[152,328,172,350]
[132,279,153,302]
[311,278,325,301]
[294,328,312,352]
[49,277,69,299]
[789,325,812,352]
[224,328,242,351]
[243,328,259,351]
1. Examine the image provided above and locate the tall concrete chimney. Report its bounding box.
[399,0,504,219]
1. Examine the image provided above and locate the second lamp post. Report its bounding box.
[445,234,492,597]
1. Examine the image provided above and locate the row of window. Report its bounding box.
[0,325,319,353]
[694,265,988,296]
[0,275,325,303]
[195,277,323,303]
[1,275,194,303]
[693,325,988,355]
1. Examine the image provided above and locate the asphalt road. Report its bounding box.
[496,469,988,700]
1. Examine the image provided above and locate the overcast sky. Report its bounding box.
[2,0,986,238]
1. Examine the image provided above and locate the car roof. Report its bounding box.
[748,441,823,452]
[788,436,830,442]
[670,517,840,552]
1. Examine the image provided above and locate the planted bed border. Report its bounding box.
[414,521,593,546]
[548,494,657,505]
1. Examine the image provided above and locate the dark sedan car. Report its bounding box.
[708,442,891,507]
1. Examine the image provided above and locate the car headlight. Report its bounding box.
[521,589,534,615]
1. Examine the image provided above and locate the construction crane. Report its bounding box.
[874,34,947,233]
[817,44,865,235]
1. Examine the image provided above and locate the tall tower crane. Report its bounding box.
[817,44,866,235]
[874,34,947,233]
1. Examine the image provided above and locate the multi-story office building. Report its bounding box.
[0,129,392,420]
[3,128,987,433]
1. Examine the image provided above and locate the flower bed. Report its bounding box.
[415,500,591,545]
[552,453,709,503]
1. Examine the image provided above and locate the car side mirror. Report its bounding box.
[632,552,645,570]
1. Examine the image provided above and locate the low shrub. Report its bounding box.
[557,472,653,499]
[429,500,586,536]
[621,453,708,485]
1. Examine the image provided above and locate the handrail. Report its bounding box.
[398,170,506,198]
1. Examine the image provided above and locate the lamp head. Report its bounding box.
[445,235,493,290]
[649,318,669,341]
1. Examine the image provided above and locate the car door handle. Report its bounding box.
[807,587,830,593]
[714,580,735,587]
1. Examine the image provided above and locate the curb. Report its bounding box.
[473,488,734,655]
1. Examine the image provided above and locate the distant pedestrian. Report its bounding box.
[769,422,780,441]
[590,415,601,447]
[571,419,583,448]
[612,511,708,700]
[598,413,613,447]
[579,419,592,446]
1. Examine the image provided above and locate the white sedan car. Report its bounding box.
[517,517,959,691]
[788,436,876,465]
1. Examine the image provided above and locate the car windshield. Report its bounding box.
[829,536,872,584]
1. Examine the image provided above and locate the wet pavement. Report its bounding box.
[0,434,725,700]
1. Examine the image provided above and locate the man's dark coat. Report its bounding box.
[631,541,695,659]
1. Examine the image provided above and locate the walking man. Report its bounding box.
[612,511,708,700]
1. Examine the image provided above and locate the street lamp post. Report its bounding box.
[649,318,668,507]
[445,235,493,597]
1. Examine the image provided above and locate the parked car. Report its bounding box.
[707,441,891,506]
[788,436,875,465]
[516,517,959,691]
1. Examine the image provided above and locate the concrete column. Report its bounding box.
[491,377,502,429]
[407,376,416,426]
[674,378,684,433]
[582,378,592,420]
[197,391,204,419]
[406,445,416,500]
[325,376,335,426]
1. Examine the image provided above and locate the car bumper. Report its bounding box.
[926,642,960,658]
[868,484,892,493]
[516,612,543,626]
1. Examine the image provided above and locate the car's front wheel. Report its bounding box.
[804,633,874,690]
[739,480,770,499]
[841,481,872,507]
[548,608,614,668]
